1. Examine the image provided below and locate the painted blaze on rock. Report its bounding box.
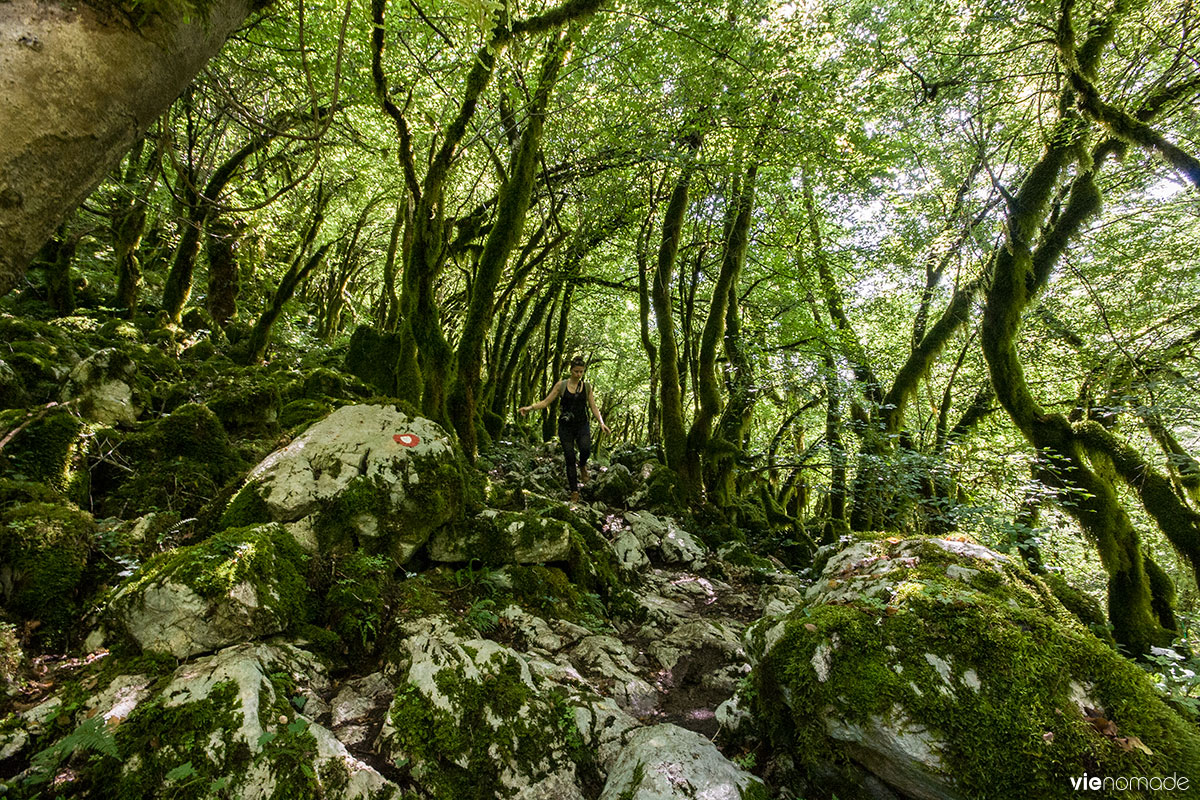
[746,536,1200,800]
[221,404,468,565]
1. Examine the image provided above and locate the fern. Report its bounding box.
[24,716,118,786]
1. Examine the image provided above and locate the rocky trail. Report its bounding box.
[4,403,1198,800]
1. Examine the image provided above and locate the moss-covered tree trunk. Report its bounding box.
[486,284,560,440]
[241,189,328,364]
[637,216,661,449]
[37,225,76,316]
[373,0,604,424]
[694,142,762,507]
[206,217,242,328]
[377,200,406,332]
[0,0,257,298]
[449,32,573,458]
[979,1,1191,655]
[651,132,704,492]
[162,127,280,324]
[112,136,160,318]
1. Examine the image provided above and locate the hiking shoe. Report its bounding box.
[570,491,580,502]
[579,465,589,485]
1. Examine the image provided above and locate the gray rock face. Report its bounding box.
[61,347,139,425]
[427,508,574,563]
[622,511,706,567]
[598,723,765,799]
[105,523,308,658]
[227,404,467,563]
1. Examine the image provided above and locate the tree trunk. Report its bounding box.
[112,136,160,318]
[0,0,257,297]
[651,132,704,490]
[206,217,242,327]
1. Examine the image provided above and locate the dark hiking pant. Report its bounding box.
[559,417,591,491]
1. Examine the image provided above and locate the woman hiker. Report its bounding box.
[519,356,611,501]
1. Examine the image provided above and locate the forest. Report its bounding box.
[1,0,1200,796]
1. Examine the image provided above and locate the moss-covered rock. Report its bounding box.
[59,347,140,426]
[591,463,635,508]
[278,398,333,430]
[428,508,574,564]
[0,359,30,409]
[0,406,90,505]
[379,615,587,799]
[12,643,400,798]
[206,371,283,436]
[746,535,1200,799]
[0,501,94,649]
[344,325,405,396]
[0,315,79,405]
[221,404,470,566]
[104,524,310,658]
[180,306,215,333]
[90,403,246,519]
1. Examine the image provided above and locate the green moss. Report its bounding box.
[504,565,606,625]
[321,551,393,657]
[0,501,94,648]
[721,542,776,571]
[278,398,332,430]
[219,480,273,530]
[314,450,468,563]
[385,650,567,800]
[1043,571,1116,647]
[0,407,90,504]
[207,373,283,436]
[344,326,406,396]
[752,536,1200,799]
[91,403,246,519]
[117,524,311,635]
[86,680,245,799]
[393,574,450,622]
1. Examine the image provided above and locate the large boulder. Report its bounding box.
[0,501,94,648]
[745,535,1200,799]
[104,524,309,658]
[221,404,469,565]
[2,643,399,798]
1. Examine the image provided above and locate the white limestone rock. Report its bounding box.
[61,347,139,425]
[597,723,766,799]
[623,511,706,567]
[106,524,308,658]
[226,404,467,564]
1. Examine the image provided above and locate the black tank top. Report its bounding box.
[560,380,587,421]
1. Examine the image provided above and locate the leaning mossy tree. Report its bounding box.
[979,0,1200,656]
